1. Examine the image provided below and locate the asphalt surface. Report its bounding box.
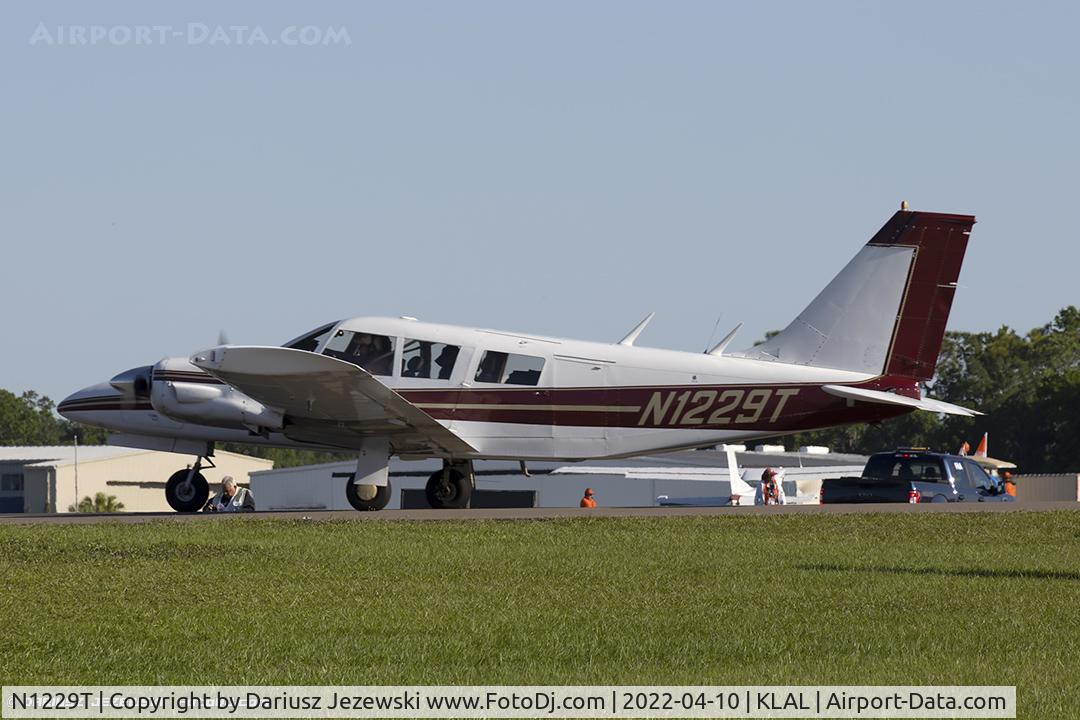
[0,501,1076,525]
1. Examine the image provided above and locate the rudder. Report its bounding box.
[873,210,974,380]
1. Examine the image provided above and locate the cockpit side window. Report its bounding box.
[283,322,338,352]
[474,351,545,386]
[323,330,396,376]
[401,339,460,380]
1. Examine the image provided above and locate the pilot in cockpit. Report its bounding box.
[367,336,394,375]
[348,333,374,364]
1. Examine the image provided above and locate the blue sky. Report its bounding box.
[1,1,1077,403]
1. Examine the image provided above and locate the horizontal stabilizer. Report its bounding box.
[822,384,981,417]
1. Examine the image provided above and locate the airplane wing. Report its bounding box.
[821,384,981,417]
[190,346,476,456]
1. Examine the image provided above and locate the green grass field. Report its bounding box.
[2,511,1078,718]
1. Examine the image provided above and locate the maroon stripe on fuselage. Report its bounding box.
[153,371,224,385]
[868,210,973,381]
[400,376,917,432]
[58,399,154,413]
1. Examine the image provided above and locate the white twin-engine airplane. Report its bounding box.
[60,206,980,512]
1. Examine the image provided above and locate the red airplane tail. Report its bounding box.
[869,209,974,381]
[746,206,974,381]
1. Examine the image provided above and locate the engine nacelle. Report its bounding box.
[149,358,284,432]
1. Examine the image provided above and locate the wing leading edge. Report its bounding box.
[190,346,476,456]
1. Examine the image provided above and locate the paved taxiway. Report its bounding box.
[0,501,1076,525]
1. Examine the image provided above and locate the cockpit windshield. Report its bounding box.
[282,322,338,352]
[323,329,396,376]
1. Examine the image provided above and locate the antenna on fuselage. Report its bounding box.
[707,322,743,356]
[702,313,724,353]
[618,312,655,346]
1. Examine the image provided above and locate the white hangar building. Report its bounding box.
[0,446,274,514]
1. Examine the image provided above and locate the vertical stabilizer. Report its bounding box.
[725,446,757,497]
[743,208,974,380]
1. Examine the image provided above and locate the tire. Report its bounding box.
[425,468,471,509]
[165,469,210,513]
[345,478,392,511]
[931,494,948,503]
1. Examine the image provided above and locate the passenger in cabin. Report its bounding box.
[476,353,503,383]
[403,355,424,378]
[435,345,459,380]
[506,369,540,385]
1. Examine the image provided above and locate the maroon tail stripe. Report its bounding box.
[869,210,974,381]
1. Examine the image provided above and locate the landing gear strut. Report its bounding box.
[425,460,474,509]
[165,455,212,513]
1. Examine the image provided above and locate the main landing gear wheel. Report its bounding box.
[425,467,471,509]
[346,479,392,511]
[165,469,210,513]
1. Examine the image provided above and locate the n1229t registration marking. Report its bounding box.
[636,388,801,427]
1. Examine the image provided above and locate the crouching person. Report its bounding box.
[205,476,256,512]
[755,467,787,505]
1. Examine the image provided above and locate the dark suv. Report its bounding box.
[820,449,1015,504]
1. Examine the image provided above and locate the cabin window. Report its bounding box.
[474,351,545,385]
[282,322,338,352]
[401,339,460,380]
[323,330,396,376]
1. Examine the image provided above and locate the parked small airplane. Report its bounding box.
[655,446,778,507]
[60,205,980,512]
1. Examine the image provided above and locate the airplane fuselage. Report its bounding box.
[60,315,913,461]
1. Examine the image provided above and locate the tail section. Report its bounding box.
[725,446,757,497]
[744,207,974,380]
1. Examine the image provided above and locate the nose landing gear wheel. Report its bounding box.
[425,468,471,509]
[165,469,210,513]
[345,479,392,511]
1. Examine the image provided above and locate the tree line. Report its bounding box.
[2,306,1078,473]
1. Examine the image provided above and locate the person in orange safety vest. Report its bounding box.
[580,488,597,508]
[1001,469,1017,497]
